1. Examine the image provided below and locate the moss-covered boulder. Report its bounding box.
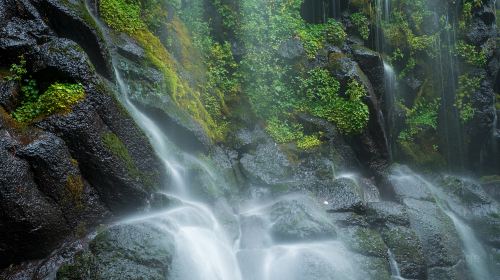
[339,226,387,258]
[57,223,174,280]
[381,225,426,279]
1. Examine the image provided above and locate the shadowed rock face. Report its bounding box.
[0,0,164,269]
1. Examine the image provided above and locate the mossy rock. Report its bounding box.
[340,226,387,258]
[57,223,174,280]
[381,225,426,279]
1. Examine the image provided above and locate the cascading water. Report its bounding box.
[382,62,398,159]
[77,1,499,280]
[83,2,372,280]
[387,249,403,280]
[389,167,494,280]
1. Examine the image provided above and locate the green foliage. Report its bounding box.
[6,55,27,82]
[302,69,369,134]
[265,117,304,144]
[350,13,370,40]
[398,98,441,142]
[455,41,487,67]
[456,74,481,122]
[12,83,85,123]
[296,134,321,150]
[98,0,144,33]
[325,19,347,46]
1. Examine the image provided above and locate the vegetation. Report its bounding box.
[302,70,369,134]
[398,98,440,142]
[13,83,85,123]
[102,132,140,177]
[455,41,487,67]
[350,13,370,40]
[456,74,481,122]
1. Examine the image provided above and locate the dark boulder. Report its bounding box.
[16,132,111,228]
[323,177,366,213]
[381,225,426,279]
[56,223,174,280]
[0,130,69,268]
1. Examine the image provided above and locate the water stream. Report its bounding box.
[390,168,493,280]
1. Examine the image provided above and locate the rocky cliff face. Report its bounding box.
[0,0,164,270]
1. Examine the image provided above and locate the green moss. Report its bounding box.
[296,134,321,150]
[456,74,481,123]
[66,174,84,209]
[12,82,85,123]
[344,227,387,258]
[266,117,304,144]
[102,132,141,178]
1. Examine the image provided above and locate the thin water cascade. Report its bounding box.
[446,212,492,280]
[390,167,493,280]
[387,249,404,280]
[383,62,398,159]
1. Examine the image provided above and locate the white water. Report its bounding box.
[388,249,404,280]
[383,62,398,158]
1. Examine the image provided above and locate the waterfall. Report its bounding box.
[82,2,372,279]
[383,62,398,159]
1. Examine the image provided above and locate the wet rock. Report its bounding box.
[56,223,174,280]
[351,254,391,280]
[0,80,20,112]
[240,142,292,186]
[323,177,365,213]
[465,0,497,46]
[31,0,112,78]
[117,34,146,62]
[278,38,305,60]
[381,225,426,279]
[351,45,384,98]
[366,201,410,227]
[149,192,183,211]
[32,38,98,85]
[427,260,469,280]
[404,198,464,268]
[437,175,500,246]
[329,212,369,228]
[17,132,110,228]
[269,195,337,242]
[0,132,70,267]
[387,165,434,202]
[339,226,387,258]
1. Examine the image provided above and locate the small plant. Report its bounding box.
[12,83,85,122]
[325,19,346,46]
[456,74,481,122]
[6,55,27,82]
[398,98,441,142]
[297,134,321,150]
[302,70,369,134]
[99,0,144,33]
[350,13,370,40]
[265,117,304,144]
[456,41,487,67]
